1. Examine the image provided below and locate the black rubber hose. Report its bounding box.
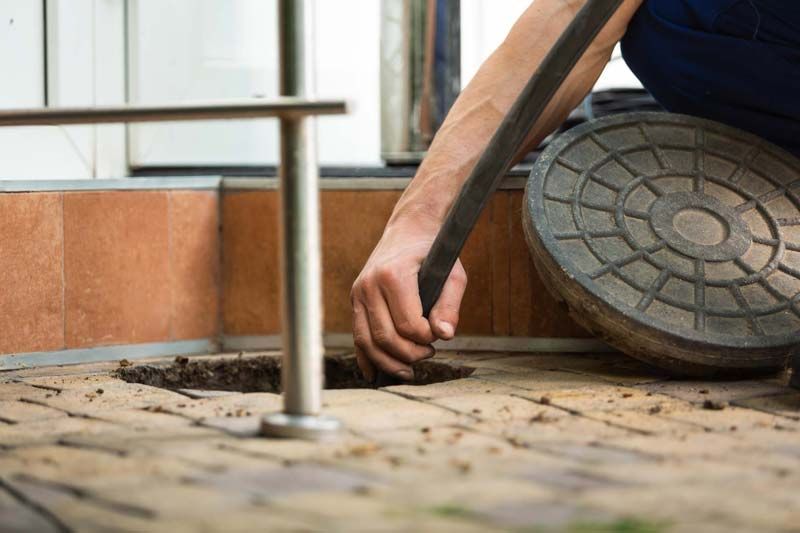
[375,0,625,387]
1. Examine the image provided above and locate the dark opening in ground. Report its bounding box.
[114,354,475,393]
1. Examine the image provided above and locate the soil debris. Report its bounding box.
[648,405,662,414]
[449,459,472,474]
[339,443,381,458]
[115,354,473,393]
[530,411,558,424]
[702,400,727,411]
[386,456,403,467]
[118,359,132,368]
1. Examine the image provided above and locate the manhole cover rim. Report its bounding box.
[525,112,800,366]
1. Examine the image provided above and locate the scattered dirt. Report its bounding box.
[702,399,727,411]
[114,354,474,393]
[449,458,472,474]
[530,411,558,424]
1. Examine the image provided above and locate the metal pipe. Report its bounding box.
[261,0,340,439]
[0,98,346,126]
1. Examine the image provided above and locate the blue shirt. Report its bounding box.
[622,0,800,156]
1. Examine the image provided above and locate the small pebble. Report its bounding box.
[702,400,726,411]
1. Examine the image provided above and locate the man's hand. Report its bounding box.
[351,222,467,382]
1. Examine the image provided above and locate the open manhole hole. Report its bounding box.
[115,354,475,393]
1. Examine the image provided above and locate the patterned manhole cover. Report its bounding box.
[524,112,800,375]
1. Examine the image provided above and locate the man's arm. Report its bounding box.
[352,0,644,381]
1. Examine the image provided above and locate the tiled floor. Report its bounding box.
[0,350,798,532]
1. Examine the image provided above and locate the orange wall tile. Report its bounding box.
[457,195,495,335]
[508,190,589,338]
[222,188,587,338]
[0,185,588,358]
[0,193,65,354]
[490,192,512,336]
[64,191,171,348]
[222,191,281,335]
[169,191,220,340]
[321,190,402,332]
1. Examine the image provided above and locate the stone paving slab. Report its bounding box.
[637,379,788,404]
[0,349,798,532]
[16,382,188,417]
[0,400,69,424]
[0,482,62,533]
[734,393,800,420]
[154,392,283,421]
[0,417,120,448]
[460,353,669,386]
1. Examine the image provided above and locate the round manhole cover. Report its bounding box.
[524,112,800,376]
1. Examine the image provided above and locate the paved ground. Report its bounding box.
[0,349,798,532]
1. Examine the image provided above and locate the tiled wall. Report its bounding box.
[222,189,588,338]
[0,184,587,359]
[0,190,219,355]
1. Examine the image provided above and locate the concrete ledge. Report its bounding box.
[0,175,527,193]
[0,339,217,370]
[222,176,529,191]
[222,334,613,353]
[0,177,222,192]
[0,335,613,370]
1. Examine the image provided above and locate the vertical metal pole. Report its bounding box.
[261,0,340,439]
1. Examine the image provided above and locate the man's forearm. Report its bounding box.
[388,0,643,233]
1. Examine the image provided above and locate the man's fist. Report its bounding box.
[351,225,467,382]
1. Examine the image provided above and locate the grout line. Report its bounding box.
[166,191,174,342]
[56,438,127,457]
[60,192,67,351]
[12,474,156,520]
[506,191,513,334]
[0,476,72,533]
[214,188,224,346]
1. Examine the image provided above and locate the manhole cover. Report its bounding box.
[524,112,800,376]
